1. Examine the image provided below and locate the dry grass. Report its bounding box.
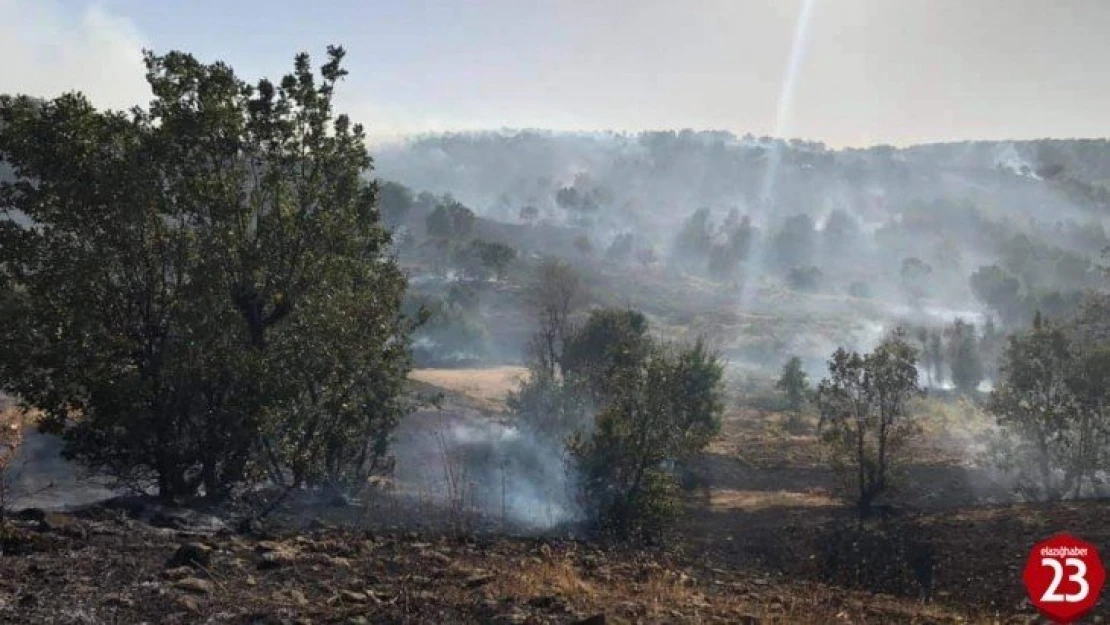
[410,366,528,412]
[709,488,838,512]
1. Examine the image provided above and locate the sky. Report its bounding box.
[2,0,1109,148]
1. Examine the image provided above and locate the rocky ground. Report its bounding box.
[0,502,1005,625]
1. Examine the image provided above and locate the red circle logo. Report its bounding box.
[1022,533,1105,623]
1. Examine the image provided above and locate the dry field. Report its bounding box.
[0,369,1107,623]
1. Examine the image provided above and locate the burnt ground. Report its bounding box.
[0,373,1108,624]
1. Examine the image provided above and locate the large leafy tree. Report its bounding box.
[0,46,414,499]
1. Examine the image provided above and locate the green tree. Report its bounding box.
[0,46,414,499]
[567,318,723,539]
[378,180,414,228]
[988,313,1110,500]
[776,356,809,412]
[425,197,475,239]
[474,240,517,281]
[816,332,922,518]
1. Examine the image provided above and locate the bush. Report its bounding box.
[510,307,725,541]
[988,312,1110,500]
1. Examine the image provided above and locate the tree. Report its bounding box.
[562,309,651,404]
[988,313,1110,500]
[770,214,816,273]
[566,315,723,539]
[673,208,713,268]
[425,198,475,239]
[473,240,517,281]
[970,265,1025,327]
[0,46,414,499]
[776,356,809,412]
[378,180,413,228]
[524,260,586,379]
[946,318,983,395]
[816,332,922,518]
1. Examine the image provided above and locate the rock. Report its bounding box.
[340,590,368,603]
[257,545,298,570]
[174,595,201,613]
[168,542,213,568]
[327,556,353,569]
[174,577,215,595]
[575,616,607,625]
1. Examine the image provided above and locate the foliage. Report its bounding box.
[988,312,1110,500]
[425,198,475,239]
[816,332,922,518]
[776,356,809,413]
[0,46,414,499]
[510,303,723,541]
[568,330,724,540]
[672,208,713,268]
[770,214,816,273]
[970,264,1025,327]
[405,285,488,367]
[378,180,413,228]
[473,240,517,280]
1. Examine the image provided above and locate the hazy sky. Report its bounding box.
[2,0,1109,147]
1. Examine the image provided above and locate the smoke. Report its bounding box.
[0,0,150,111]
[391,410,580,531]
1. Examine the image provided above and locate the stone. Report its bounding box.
[340,590,368,603]
[174,577,215,595]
